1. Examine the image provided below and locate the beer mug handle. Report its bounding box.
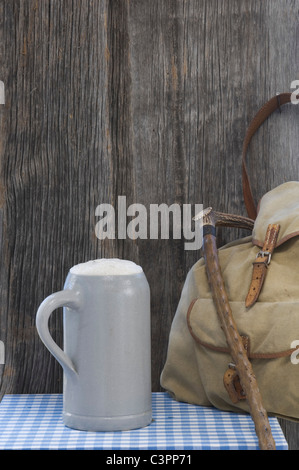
[36,290,81,376]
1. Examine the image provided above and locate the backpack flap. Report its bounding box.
[253,181,299,248]
[187,297,299,420]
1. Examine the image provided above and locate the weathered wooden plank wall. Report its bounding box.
[0,0,298,448]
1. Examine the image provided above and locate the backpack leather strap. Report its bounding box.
[242,92,296,220]
[245,223,280,308]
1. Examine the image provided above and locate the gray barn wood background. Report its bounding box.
[0,0,299,449]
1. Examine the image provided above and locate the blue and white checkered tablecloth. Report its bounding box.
[0,392,288,450]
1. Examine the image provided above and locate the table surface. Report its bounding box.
[0,392,288,450]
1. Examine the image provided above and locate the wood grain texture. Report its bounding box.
[0,0,299,448]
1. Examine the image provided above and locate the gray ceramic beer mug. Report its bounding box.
[36,258,152,431]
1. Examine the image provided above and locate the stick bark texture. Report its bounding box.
[202,210,276,450]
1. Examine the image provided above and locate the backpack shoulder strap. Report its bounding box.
[242,92,295,219]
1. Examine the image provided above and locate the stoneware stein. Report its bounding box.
[36,258,152,432]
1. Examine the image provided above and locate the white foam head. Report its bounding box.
[70,258,143,276]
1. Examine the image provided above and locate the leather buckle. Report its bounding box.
[223,336,249,404]
[256,250,272,265]
[223,365,246,404]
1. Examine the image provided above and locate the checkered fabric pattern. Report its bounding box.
[0,392,288,450]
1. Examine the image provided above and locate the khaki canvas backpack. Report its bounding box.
[160,93,299,421]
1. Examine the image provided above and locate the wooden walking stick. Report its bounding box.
[194,207,276,450]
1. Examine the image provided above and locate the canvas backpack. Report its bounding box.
[160,93,299,421]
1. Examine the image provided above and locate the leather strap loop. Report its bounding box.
[242,92,297,219]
